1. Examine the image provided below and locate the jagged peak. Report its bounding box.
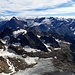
[10,16,18,21]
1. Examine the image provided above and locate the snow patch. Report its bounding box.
[0,49,4,52]
[54,48,61,50]
[25,56,39,65]
[14,58,56,75]
[42,18,51,24]
[34,22,41,26]
[37,35,41,38]
[0,39,6,44]
[6,59,15,74]
[13,29,27,38]
[55,39,61,43]
[0,45,19,57]
[23,46,41,52]
[0,50,16,57]
[12,43,21,46]
[44,43,50,48]
[63,41,71,44]
[44,43,51,52]
[1,73,10,75]
[54,56,57,59]
[55,39,71,44]
[70,27,74,31]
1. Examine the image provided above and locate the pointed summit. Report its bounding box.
[0,17,24,31]
[10,16,18,21]
[12,16,17,19]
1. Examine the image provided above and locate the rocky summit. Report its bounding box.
[0,17,75,75]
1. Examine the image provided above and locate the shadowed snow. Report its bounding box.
[14,58,56,75]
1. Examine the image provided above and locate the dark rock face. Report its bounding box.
[9,45,25,55]
[17,34,31,47]
[0,57,11,73]
[34,17,45,23]
[8,57,27,71]
[0,56,36,74]
[0,28,48,53]
[9,30,48,52]
[0,17,24,31]
[0,28,13,38]
[70,44,75,61]
[37,24,48,32]
[40,35,60,48]
[0,40,5,50]
[25,31,48,52]
[0,21,7,27]
[64,34,75,44]
[48,32,64,40]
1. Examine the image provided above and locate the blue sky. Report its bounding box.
[0,0,75,18]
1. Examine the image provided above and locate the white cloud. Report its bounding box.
[0,0,75,18]
[17,6,75,16]
[52,16,75,19]
[6,0,71,9]
[72,3,75,6]
[46,6,75,14]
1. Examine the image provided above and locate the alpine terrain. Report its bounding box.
[0,17,75,75]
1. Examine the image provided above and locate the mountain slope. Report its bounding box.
[0,17,75,75]
[0,17,24,31]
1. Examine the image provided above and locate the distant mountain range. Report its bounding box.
[0,16,75,43]
[0,16,75,55]
[0,17,75,36]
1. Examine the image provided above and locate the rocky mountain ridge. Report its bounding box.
[0,17,75,75]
